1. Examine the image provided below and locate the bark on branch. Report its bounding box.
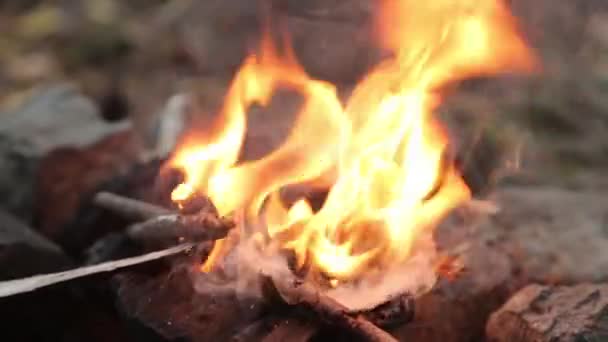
[264,273,399,342]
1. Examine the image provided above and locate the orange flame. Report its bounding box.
[169,0,536,283]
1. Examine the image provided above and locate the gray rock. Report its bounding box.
[393,186,608,342]
[0,209,71,280]
[486,283,608,342]
[484,187,608,283]
[0,83,130,153]
[0,83,131,220]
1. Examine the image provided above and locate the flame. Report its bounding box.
[169,0,536,283]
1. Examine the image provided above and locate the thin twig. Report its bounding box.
[265,273,399,342]
[0,243,195,298]
[127,213,235,248]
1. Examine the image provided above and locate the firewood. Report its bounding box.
[172,190,219,215]
[93,191,172,220]
[0,203,235,298]
[486,283,608,342]
[356,292,415,329]
[0,243,195,298]
[126,213,235,249]
[264,273,399,342]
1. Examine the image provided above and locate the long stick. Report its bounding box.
[0,243,194,298]
[94,192,172,220]
[127,213,235,248]
[266,274,399,342]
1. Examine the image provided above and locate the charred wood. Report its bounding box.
[263,273,399,342]
[126,213,234,250]
[356,293,415,329]
[172,191,219,216]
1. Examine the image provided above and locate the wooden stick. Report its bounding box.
[356,293,415,329]
[94,192,173,220]
[127,213,235,248]
[0,243,194,298]
[265,274,399,342]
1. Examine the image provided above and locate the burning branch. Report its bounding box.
[0,193,236,298]
[93,191,233,249]
[126,212,234,249]
[263,273,399,342]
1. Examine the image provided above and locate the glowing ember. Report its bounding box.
[168,0,537,284]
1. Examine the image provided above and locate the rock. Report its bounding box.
[0,209,71,280]
[275,0,373,22]
[286,15,380,83]
[486,187,608,284]
[33,130,139,242]
[393,239,515,342]
[0,83,130,153]
[176,0,259,74]
[0,210,133,342]
[393,186,608,342]
[114,265,266,342]
[51,156,166,256]
[486,283,608,342]
[173,0,379,83]
[0,83,133,225]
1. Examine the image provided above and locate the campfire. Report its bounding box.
[1,1,558,341]
[166,0,536,306]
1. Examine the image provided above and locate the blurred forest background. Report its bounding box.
[2,0,608,224]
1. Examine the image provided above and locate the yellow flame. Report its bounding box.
[169,0,537,282]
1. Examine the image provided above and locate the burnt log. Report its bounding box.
[356,293,415,329]
[486,284,608,341]
[91,192,234,251]
[126,213,235,250]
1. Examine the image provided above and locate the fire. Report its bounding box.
[168,0,536,283]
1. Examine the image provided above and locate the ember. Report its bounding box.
[168,0,537,292]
